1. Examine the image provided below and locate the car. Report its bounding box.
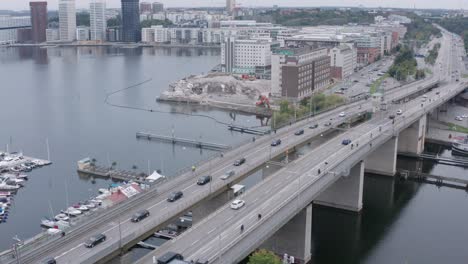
[462,114,468,118]
[271,139,282,146]
[324,122,332,127]
[294,129,304,136]
[230,199,245,210]
[396,109,403,115]
[197,175,212,185]
[309,124,319,129]
[436,91,440,95]
[131,209,150,222]
[234,158,246,166]
[42,257,56,264]
[389,115,396,120]
[455,116,463,121]
[167,191,183,202]
[339,112,346,117]
[221,170,235,180]
[342,139,352,145]
[84,234,106,248]
[157,252,184,264]
[353,80,359,83]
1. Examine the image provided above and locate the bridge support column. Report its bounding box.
[313,161,364,212]
[398,114,427,155]
[261,204,312,263]
[365,136,398,176]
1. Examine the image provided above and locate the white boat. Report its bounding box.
[0,182,20,191]
[98,188,110,194]
[0,192,12,197]
[55,213,70,222]
[41,218,56,228]
[73,204,89,211]
[16,174,28,179]
[88,199,102,206]
[63,207,81,216]
[83,202,96,209]
[452,136,468,156]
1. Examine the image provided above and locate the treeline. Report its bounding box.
[437,16,468,52]
[425,43,441,65]
[48,14,170,29]
[388,45,426,81]
[404,15,441,48]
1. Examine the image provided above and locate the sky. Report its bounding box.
[2,0,468,11]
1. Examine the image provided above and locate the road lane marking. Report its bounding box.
[207,227,216,234]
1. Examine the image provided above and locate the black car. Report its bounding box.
[157,252,184,264]
[234,158,246,166]
[197,175,212,185]
[294,129,304,136]
[309,124,319,129]
[271,139,282,146]
[42,257,56,264]
[389,115,396,120]
[342,139,352,145]
[167,191,183,202]
[84,234,106,248]
[131,209,150,222]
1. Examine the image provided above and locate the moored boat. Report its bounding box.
[452,136,468,156]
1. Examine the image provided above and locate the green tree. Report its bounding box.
[107,15,121,27]
[140,19,173,28]
[248,249,281,264]
[76,12,90,27]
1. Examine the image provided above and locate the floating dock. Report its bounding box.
[227,125,270,135]
[397,169,468,189]
[136,132,230,151]
[77,158,146,183]
[397,152,468,167]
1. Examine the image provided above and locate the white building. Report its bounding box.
[329,44,356,80]
[59,0,76,41]
[141,25,170,43]
[0,15,31,44]
[76,26,90,41]
[221,37,277,78]
[90,0,106,41]
[226,0,236,14]
[46,28,60,42]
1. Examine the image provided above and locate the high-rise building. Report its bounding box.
[30,1,47,43]
[140,2,152,14]
[59,0,76,41]
[90,0,106,41]
[121,0,140,42]
[226,0,236,15]
[152,2,164,13]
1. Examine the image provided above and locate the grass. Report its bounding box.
[462,74,468,78]
[447,122,468,133]
[369,74,389,94]
[425,68,433,75]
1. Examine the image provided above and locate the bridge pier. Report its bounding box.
[365,136,398,176]
[261,204,312,263]
[313,161,364,212]
[397,114,427,155]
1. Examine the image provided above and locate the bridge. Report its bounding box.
[1,28,465,264]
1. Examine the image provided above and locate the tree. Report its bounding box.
[248,249,282,264]
[107,15,121,27]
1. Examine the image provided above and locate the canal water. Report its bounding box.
[1,47,467,264]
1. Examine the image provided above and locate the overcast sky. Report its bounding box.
[2,0,468,11]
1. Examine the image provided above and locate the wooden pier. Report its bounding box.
[397,169,468,189]
[136,132,230,151]
[77,161,146,183]
[227,125,270,135]
[397,152,468,167]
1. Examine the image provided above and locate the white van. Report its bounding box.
[221,170,235,180]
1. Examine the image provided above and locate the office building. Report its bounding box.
[76,26,90,41]
[90,0,106,41]
[46,28,60,42]
[0,15,31,44]
[329,44,356,80]
[271,47,331,98]
[30,1,48,43]
[121,0,140,42]
[152,2,164,13]
[221,37,278,79]
[226,0,236,15]
[59,0,76,41]
[140,2,152,14]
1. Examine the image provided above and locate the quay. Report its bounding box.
[136,132,230,151]
[77,158,146,183]
[397,152,468,167]
[397,169,468,189]
[228,125,270,135]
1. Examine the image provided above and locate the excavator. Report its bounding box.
[256,95,270,109]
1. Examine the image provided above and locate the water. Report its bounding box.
[1,47,468,264]
[0,46,258,251]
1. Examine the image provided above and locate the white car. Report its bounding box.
[339,112,346,117]
[455,116,463,121]
[462,114,468,118]
[230,199,245,210]
[396,109,403,115]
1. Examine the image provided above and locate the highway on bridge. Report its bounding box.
[1,26,462,264]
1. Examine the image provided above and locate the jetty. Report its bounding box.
[227,125,270,135]
[77,158,146,183]
[397,169,468,189]
[397,152,468,167]
[136,132,230,151]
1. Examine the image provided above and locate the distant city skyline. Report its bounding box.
[3,0,468,11]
